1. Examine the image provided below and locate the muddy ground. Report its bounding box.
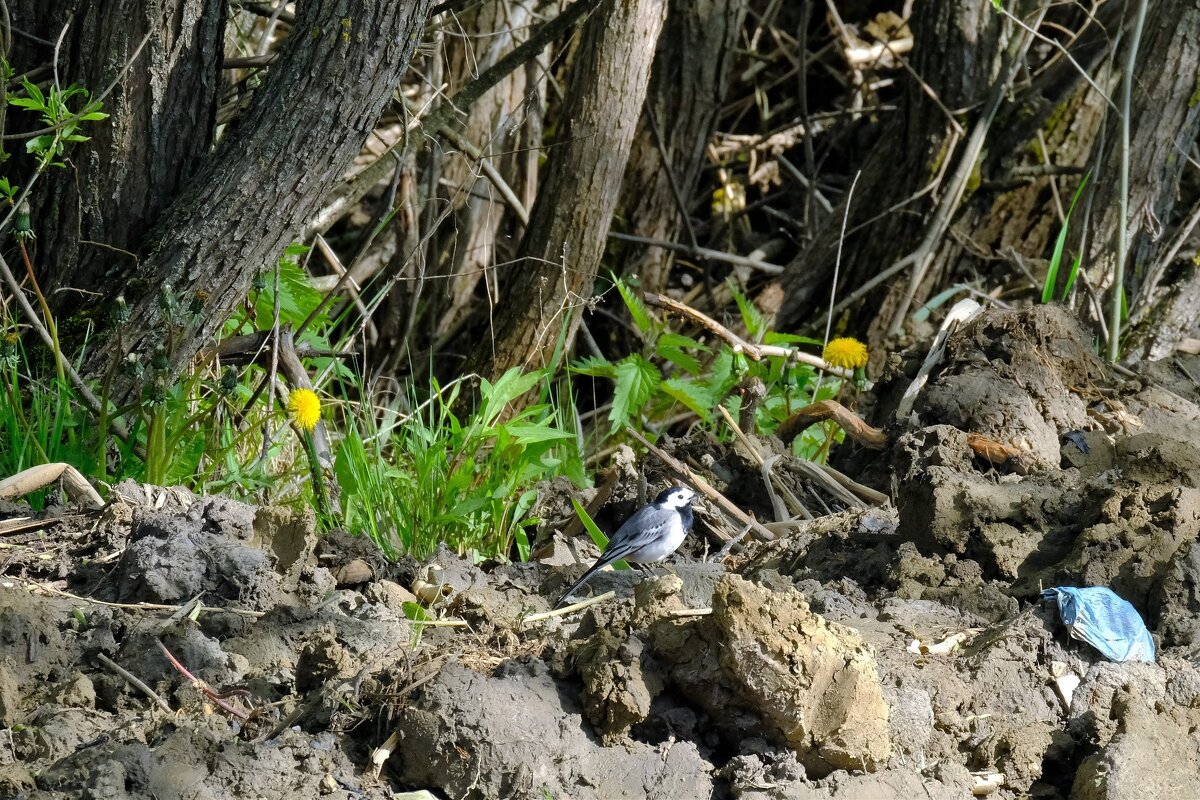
[4,305,1200,799]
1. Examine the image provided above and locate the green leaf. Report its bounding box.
[571,497,608,548]
[571,355,617,378]
[660,377,717,422]
[609,354,660,433]
[503,424,576,444]
[401,601,432,622]
[655,332,706,375]
[20,80,44,106]
[616,278,657,335]
[703,348,740,397]
[1060,250,1085,301]
[1042,171,1090,304]
[480,367,543,424]
[253,244,324,329]
[514,527,532,563]
[728,281,766,340]
[570,497,628,570]
[762,331,823,347]
[334,427,366,495]
[1059,174,1092,301]
[26,135,55,154]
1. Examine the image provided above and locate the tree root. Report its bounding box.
[777,400,1032,474]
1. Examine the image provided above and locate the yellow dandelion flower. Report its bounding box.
[822,337,869,370]
[287,388,321,431]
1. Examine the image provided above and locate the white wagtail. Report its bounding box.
[555,486,697,608]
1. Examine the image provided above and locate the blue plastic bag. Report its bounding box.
[1041,586,1155,663]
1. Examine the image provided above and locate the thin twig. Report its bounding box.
[3,32,152,141]
[886,7,1046,337]
[0,252,134,447]
[995,2,1117,114]
[158,640,249,720]
[710,522,752,563]
[431,113,529,225]
[624,426,775,542]
[717,405,809,521]
[310,0,604,235]
[260,244,283,463]
[814,168,860,399]
[667,607,712,618]
[643,291,854,378]
[777,399,887,448]
[14,577,265,617]
[524,590,616,621]
[314,233,378,337]
[1111,0,1148,363]
[96,653,173,713]
[609,232,783,274]
[816,461,889,506]
[645,104,699,251]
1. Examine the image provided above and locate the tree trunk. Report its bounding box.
[464,0,667,382]
[1102,4,1200,361]
[774,0,1008,340]
[10,0,224,317]
[86,0,433,404]
[376,0,544,370]
[615,0,747,292]
[772,0,1200,369]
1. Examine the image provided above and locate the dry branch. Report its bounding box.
[777,399,1031,474]
[0,463,105,509]
[643,292,853,378]
[624,426,774,542]
[777,400,887,449]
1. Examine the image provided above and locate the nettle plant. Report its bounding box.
[6,70,109,172]
[573,277,844,458]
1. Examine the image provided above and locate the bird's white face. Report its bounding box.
[658,486,696,509]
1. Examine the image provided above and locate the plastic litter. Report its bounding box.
[1041,586,1155,663]
[1063,430,1090,454]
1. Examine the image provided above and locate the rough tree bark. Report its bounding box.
[10,0,224,314]
[84,0,433,404]
[376,0,544,369]
[615,0,747,292]
[1101,4,1200,361]
[773,0,1009,341]
[434,0,539,333]
[463,0,668,382]
[773,0,1200,367]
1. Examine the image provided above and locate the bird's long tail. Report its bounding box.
[554,550,627,609]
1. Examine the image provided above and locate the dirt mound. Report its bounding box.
[5,306,1200,799]
[394,660,717,799]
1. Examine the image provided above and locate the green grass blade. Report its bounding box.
[1042,171,1091,303]
[570,497,628,570]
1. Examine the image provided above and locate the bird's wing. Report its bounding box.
[555,508,668,608]
[606,508,673,559]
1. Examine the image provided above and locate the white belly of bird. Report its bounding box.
[629,516,687,563]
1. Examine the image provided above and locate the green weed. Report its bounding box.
[335,368,583,561]
[0,334,93,509]
[573,275,840,459]
[1042,171,1091,303]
